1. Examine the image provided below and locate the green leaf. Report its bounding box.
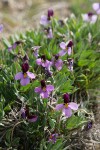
[47,139,64,150]
[49,118,56,129]
[66,115,86,130]
[0,102,4,120]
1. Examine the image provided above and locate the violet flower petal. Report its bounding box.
[15,72,23,80]
[46,85,54,92]
[91,15,97,24]
[60,42,66,49]
[59,50,67,56]
[34,51,39,58]
[27,72,36,79]
[47,28,53,39]
[12,43,17,49]
[97,9,100,14]
[55,104,64,110]
[40,91,49,98]
[92,3,99,11]
[44,60,52,68]
[67,47,72,56]
[8,46,13,52]
[36,58,42,65]
[82,14,89,22]
[68,102,78,110]
[55,59,63,70]
[63,107,72,117]
[20,77,30,86]
[40,15,49,26]
[34,87,42,93]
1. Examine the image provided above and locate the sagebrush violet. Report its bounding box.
[35,80,54,98]
[56,93,78,118]
[59,40,73,56]
[15,62,35,86]
[82,12,97,24]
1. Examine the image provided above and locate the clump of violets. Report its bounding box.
[15,62,36,86]
[40,9,54,26]
[32,46,41,58]
[8,40,23,52]
[49,133,58,143]
[67,58,73,72]
[82,12,97,24]
[20,106,38,122]
[36,55,52,69]
[55,93,78,118]
[59,40,73,56]
[34,80,54,98]
[92,3,100,14]
[0,24,3,32]
[52,54,63,71]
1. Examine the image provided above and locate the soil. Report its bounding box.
[0,0,70,37]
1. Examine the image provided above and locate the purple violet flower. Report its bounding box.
[52,54,63,70]
[82,12,97,24]
[32,46,41,58]
[40,9,54,26]
[20,106,38,122]
[55,93,78,118]
[0,24,3,33]
[92,3,100,14]
[49,133,58,143]
[8,41,23,52]
[44,27,53,39]
[15,62,36,86]
[34,80,54,98]
[36,55,52,69]
[59,40,73,56]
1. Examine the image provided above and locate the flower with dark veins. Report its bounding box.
[15,62,36,86]
[34,80,54,98]
[59,40,73,56]
[55,93,78,118]
[52,54,63,70]
[8,40,23,52]
[82,12,97,24]
[36,55,52,69]
[40,9,54,26]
